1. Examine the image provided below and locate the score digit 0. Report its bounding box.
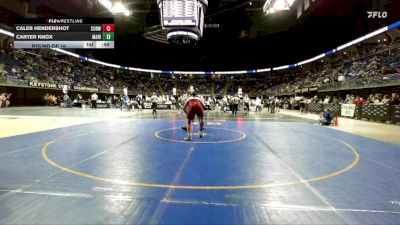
[102,32,114,41]
[102,24,114,32]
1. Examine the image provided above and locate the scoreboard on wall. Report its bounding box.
[13,18,114,49]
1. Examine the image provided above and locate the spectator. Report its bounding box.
[373,96,382,105]
[323,96,330,104]
[331,96,339,104]
[320,108,334,126]
[121,94,130,111]
[43,93,50,106]
[0,93,4,108]
[344,94,351,103]
[299,97,306,114]
[348,95,356,104]
[381,95,391,104]
[354,96,364,105]
[390,93,400,105]
[0,63,5,77]
[255,97,262,112]
[0,93,11,108]
[312,95,319,103]
[49,94,56,106]
[151,92,158,114]
[232,94,240,115]
[366,94,374,104]
[63,94,71,107]
[91,92,98,109]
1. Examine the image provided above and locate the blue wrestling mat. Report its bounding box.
[0,116,400,225]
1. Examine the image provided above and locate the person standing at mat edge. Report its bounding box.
[151,92,158,114]
[244,94,250,115]
[0,93,5,108]
[91,92,98,109]
[232,94,240,116]
[183,91,205,141]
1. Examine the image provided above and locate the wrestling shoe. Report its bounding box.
[184,136,192,141]
[199,130,205,138]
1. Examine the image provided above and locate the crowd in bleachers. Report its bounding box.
[0,35,400,102]
[0,48,148,94]
[255,40,400,96]
[150,40,400,98]
[286,93,400,107]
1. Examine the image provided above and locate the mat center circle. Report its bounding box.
[155,127,246,144]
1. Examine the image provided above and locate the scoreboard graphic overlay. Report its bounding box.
[13,18,114,49]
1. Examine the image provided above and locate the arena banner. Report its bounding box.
[142,102,171,109]
[157,104,171,109]
[29,81,62,89]
[341,104,356,117]
[72,86,98,92]
[28,81,98,93]
[96,103,110,108]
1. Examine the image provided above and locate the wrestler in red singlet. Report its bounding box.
[183,92,205,141]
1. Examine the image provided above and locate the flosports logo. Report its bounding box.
[367,11,388,19]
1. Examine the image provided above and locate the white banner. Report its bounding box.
[341,104,356,117]
[143,102,152,109]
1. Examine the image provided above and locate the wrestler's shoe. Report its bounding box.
[184,136,192,141]
[199,129,204,138]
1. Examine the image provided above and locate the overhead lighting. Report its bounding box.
[123,10,131,16]
[112,2,125,13]
[99,0,112,9]
[273,0,287,10]
[269,8,276,13]
[97,0,131,16]
[264,0,294,14]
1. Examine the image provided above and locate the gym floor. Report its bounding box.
[0,108,400,225]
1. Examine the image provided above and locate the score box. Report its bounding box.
[102,32,114,41]
[102,24,114,32]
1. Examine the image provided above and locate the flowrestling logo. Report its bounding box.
[367,11,388,19]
